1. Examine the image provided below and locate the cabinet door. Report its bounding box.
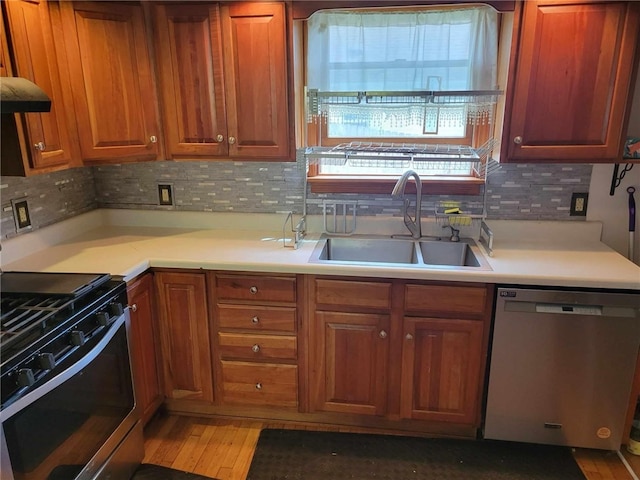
[220,2,292,159]
[311,311,389,415]
[502,1,640,162]
[400,317,483,424]
[154,3,228,158]
[4,0,78,172]
[155,272,213,402]
[127,273,162,425]
[60,1,160,163]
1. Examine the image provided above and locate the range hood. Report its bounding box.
[0,77,51,113]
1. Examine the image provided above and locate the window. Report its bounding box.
[304,6,500,193]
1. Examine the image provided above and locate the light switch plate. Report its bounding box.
[11,197,32,232]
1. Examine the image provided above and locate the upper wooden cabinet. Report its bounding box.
[60,1,161,163]
[153,2,293,160]
[501,0,640,163]
[2,0,79,175]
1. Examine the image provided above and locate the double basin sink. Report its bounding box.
[309,235,491,270]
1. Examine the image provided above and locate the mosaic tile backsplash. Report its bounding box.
[0,152,592,238]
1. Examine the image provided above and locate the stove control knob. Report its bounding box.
[70,330,86,347]
[96,312,110,327]
[109,303,124,317]
[38,353,56,370]
[17,368,35,388]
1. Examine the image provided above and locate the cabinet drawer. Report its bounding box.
[314,279,392,310]
[216,274,296,303]
[218,332,297,360]
[217,305,296,333]
[220,361,298,408]
[404,284,488,316]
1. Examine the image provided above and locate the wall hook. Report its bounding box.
[610,163,634,196]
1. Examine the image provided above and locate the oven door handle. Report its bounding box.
[0,310,130,422]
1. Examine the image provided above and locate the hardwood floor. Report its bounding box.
[142,413,640,480]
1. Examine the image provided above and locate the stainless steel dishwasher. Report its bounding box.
[484,287,640,450]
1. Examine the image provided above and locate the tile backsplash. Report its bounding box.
[0,153,592,239]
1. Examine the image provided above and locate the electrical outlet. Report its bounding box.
[570,192,588,216]
[11,197,32,232]
[158,184,174,206]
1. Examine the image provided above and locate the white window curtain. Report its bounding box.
[307,6,499,92]
[306,6,499,141]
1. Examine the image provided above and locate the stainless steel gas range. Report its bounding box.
[0,272,144,480]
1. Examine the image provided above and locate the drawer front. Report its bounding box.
[315,279,392,310]
[217,305,296,333]
[217,274,296,303]
[221,361,298,408]
[218,332,297,360]
[404,284,488,316]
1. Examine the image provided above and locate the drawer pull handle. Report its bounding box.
[513,136,522,145]
[405,333,413,340]
[130,304,138,313]
[251,344,261,353]
[255,382,262,390]
[379,330,387,339]
[34,141,46,151]
[251,316,260,324]
[249,286,258,295]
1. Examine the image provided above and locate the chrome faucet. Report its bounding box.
[391,170,422,239]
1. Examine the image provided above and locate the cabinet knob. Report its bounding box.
[513,136,523,145]
[34,141,46,151]
[251,316,260,324]
[255,382,263,390]
[130,303,138,313]
[149,135,158,144]
[405,333,413,340]
[251,344,261,353]
[249,286,258,295]
[228,136,236,145]
[216,134,224,143]
[379,330,387,339]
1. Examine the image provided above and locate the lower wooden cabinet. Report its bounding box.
[127,273,163,425]
[211,272,300,410]
[311,311,390,416]
[400,317,484,424]
[308,276,493,432]
[155,271,213,402]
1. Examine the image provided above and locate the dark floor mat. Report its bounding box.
[132,463,218,480]
[246,429,587,480]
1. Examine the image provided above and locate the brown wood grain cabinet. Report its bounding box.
[1,0,79,175]
[153,2,293,160]
[309,278,393,416]
[501,0,640,163]
[401,283,493,425]
[308,276,492,431]
[59,1,161,163]
[155,271,214,403]
[127,273,163,425]
[211,272,300,409]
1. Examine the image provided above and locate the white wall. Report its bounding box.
[588,73,640,265]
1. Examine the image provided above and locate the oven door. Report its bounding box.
[0,310,142,480]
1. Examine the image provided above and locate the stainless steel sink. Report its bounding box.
[310,235,491,270]
[317,237,418,264]
[419,240,481,267]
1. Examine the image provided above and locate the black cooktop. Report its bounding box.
[0,272,111,296]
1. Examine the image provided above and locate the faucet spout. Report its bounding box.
[392,170,422,239]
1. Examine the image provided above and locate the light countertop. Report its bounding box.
[1,209,639,290]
